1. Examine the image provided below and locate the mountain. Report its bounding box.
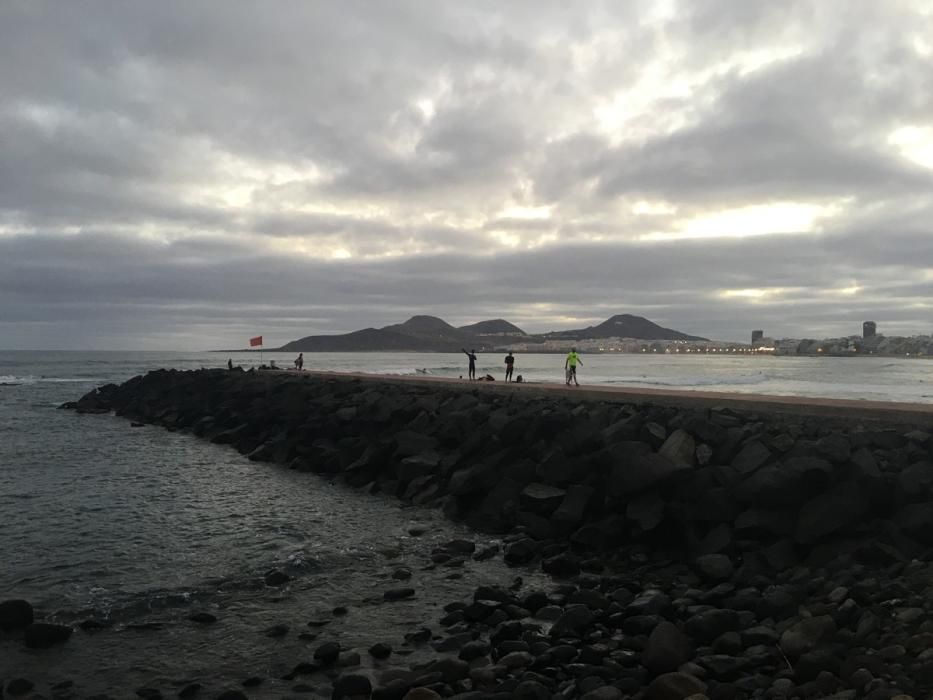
[278,313,705,351]
[281,315,477,352]
[546,314,708,341]
[458,319,527,336]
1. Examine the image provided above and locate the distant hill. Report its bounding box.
[547,314,707,341]
[281,315,502,352]
[458,319,527,336]
[277,313,704,351]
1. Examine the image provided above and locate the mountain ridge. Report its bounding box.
[277,314,706,352]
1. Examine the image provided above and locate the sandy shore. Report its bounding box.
[282,369,933,425]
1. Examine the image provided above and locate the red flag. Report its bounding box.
[249,336,263,347]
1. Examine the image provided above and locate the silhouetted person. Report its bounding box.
[227,358,233,371]
[565,347,582,386]
[462,348,477,380]
[295,353,304,370]
[504,351,515,382]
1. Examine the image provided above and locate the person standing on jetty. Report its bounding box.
[565,347,582,386]
[504,351,515,382]
[462,348,477,380]
[295,353,304,370]
[227,358,233,371]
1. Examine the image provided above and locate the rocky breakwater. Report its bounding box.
[51,368,933,698]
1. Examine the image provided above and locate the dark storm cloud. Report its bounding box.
[1,1,931,348]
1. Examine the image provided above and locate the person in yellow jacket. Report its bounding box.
[565,347,582,386]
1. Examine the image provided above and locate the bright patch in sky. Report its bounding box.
[719,288,788,301]
[641,202,836,241]
[888,126,933,168]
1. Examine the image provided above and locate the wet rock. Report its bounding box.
[0,599,34,630]
[5,679,35,696]
[264,624,289,638]
[504,538,538,565]
[424,657,469,683]
[369,642,393,659]
[684,610,739,644]
[627,492,665,531]
[581,688,623,700]
[694,554,734,582]
[136,688,162,699]
[795,481,868,544]
[315,641,341,665]
[542,552,581,576]
[215,692,248,700]
[648,672,707,700]
[643,621,694,675]
[178,683,204,699]
[242,677,263,687]
[552,485,596,532]
[780,616,836,658]
[660,429,696,467]
[473,544,500,561]
[24,621,73,648]
[520,483,566,516]
[401,690,442,700]
[610,451,690,496]
[731,441,771,474]
[550,604,595,637]
[332,673,372,699]
[513,680,552,699]
[187,612,217,624]
[815,434,851,463]
[384,588,415,601]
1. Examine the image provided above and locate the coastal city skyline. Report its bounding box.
[2,2,932,350]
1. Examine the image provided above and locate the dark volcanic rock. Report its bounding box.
[383,588,416,601]
[332,673,372,699]
[519,482,566,516]
[642,621,694,675]
[24,622,73,648]
[0,599,34,630]
[609,450,691,496]
[5,678,35,696]
[647,671,707,700]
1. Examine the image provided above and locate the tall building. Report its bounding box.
[751,330,764,344]
[863,321,877,338]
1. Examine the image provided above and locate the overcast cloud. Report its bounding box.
[1,0,931,349]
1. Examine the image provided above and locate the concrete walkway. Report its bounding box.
[273,369,933,426]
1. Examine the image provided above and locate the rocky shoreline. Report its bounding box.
[9,368,933,699]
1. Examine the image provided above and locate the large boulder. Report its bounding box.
[24,622,73,649]
[647,672,707,700]
[730,440,772,474]
[519,483,566,516]
[897,461,933,502]
[551,485,596,532]
[780,616,836,658]
[795,480,869,545]
[659,429,696,467]
[642,621,694,676]
[332,673,373,699]
[0,600,34,631]
[609,451,692,497]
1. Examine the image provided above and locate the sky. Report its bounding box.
[1,1,932,350]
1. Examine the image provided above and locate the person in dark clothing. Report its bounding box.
[462,348,477,380]
[295,353,304,370]
[504,351,515,382]
[227,358,233,371]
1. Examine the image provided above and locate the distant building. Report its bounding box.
[863,321,877,338]
[751,330,764,344]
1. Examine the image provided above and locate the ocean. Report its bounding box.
[2,350,932,695]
